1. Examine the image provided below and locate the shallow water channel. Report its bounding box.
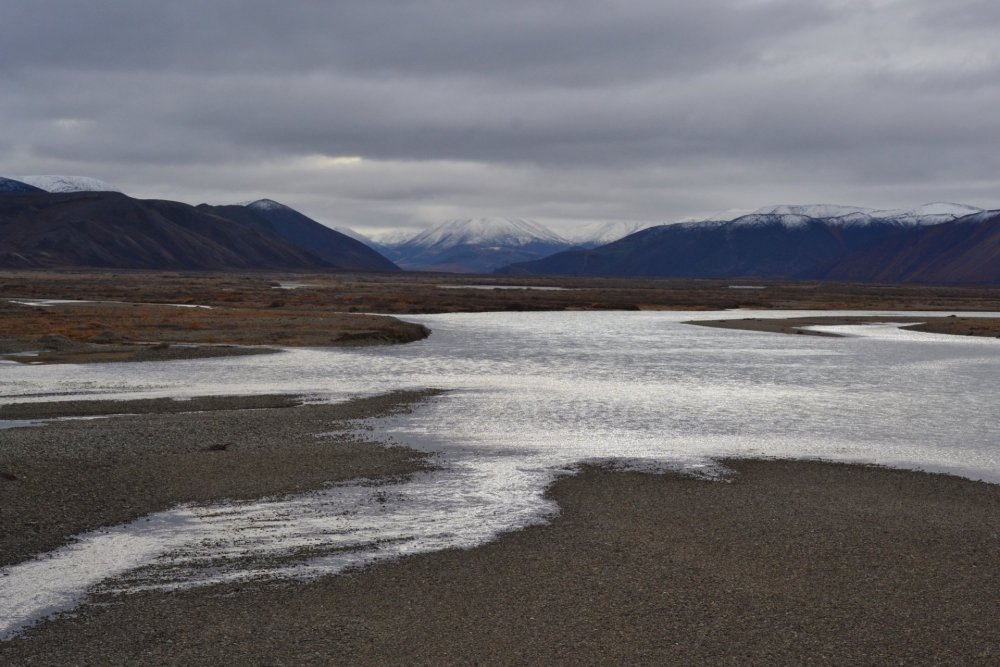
[2,309,998,638]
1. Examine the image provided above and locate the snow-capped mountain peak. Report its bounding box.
[244,198,292,212]
[18,175,120,193]
[403,217,569,249]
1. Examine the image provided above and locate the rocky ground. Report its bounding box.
[0,391,442,567]
[3,460,998,665]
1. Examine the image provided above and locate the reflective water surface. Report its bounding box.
[1,310,998,638]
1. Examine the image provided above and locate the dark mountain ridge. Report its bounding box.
[498,210,1000,284]
[0,177,44,194]
[0,191,398,271]
[819,211,1000,284]
[225,200,399,273]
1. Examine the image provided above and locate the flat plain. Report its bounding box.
[2,270,999,665]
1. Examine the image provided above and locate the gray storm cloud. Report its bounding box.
[1,0,998,236]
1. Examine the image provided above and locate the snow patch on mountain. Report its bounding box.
[859,202,984,226]
[752,204,874,218]
[19,175,120,193]
[686,202,987,229]
[244,198,289,212]
[403,218,569,249]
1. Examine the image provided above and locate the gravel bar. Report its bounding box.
[3,459,998,665]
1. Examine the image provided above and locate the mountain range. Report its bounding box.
[2,174,997,283]
[0,182,399,272]
[498,203,1000,284]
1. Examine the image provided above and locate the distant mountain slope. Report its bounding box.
[499,216,877,278]
[18,175,121,193]
[568,221,657,248]
[387,217,572,272]
[820,211,1000,284]
[327,224,379,248]
[0,177,45,194]
[226,199,399,272]
[498,204,999,284]
[0,191,332,270]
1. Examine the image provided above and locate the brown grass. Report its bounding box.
[1,270,998,352]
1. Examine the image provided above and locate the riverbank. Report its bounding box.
[4,270,1000,317]
[687,314,1000,338]
[4,459,998,665]
[0,297,430,364]
[0,391,442,567]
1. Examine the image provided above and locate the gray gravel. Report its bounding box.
[3,459,999,665]
[0,390,444,567]
[0,394,304,420]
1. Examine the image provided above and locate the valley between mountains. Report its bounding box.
[2,175,997,283]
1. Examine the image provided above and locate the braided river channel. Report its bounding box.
[2,309,998,637]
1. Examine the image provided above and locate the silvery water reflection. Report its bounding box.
[1,310,998,638]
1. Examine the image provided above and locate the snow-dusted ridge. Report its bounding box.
[402,217,570,249]
[18,175,120,193]
[676,202,986,230]
[749,202,982,220]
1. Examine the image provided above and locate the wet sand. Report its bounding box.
[687,315,1000,338]
[0,391,442,567]
[3,459,998,665]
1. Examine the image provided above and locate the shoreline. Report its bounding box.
[3,458,998,664]
[0,297,431,365]
[0,391,443,568]
[685,314,1000,338]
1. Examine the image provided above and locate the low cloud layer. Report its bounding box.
[2,0,998,236]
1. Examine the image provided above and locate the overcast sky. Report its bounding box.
[2,0,998,237]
